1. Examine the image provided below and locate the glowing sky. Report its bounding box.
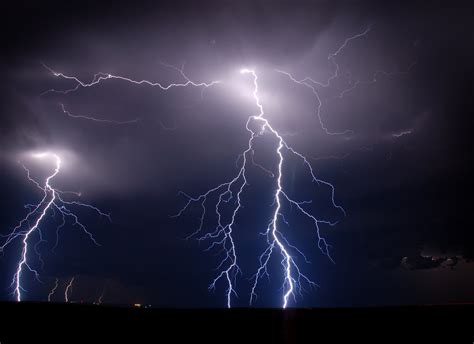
[0,0,473,307]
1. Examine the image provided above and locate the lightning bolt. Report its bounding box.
[64,276,75,302]
[47,277,59,302]
[174,69,344,308]
[0,152,110,301]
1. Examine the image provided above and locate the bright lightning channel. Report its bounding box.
[64,276,75,302]
[47,277,59,302]
[0,152,110,301]
[174,68,344,308]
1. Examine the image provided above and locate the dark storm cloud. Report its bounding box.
[0,0,473,306]
[401,256,447,270]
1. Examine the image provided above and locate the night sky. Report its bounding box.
[0,0,473,308]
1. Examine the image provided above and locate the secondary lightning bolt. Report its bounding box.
[64,276,75,302]
[34,62,220,308]
[0,152,110,301]
[175,69,344,308]
[47,277,59,302]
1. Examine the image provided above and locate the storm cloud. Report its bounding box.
[0,0,472,307]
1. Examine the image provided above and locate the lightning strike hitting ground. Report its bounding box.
[47,277,59,302]
[31,62,221,305]
[173,28,400,308]
[174,69,344,308]
[65,276,75,302]
[0,152,110,301]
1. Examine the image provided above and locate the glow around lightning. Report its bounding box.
[0,152,110,301]
[175,69,344,308]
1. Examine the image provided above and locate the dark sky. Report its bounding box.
[0,0,473,307]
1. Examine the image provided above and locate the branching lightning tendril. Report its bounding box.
[276,26,416,137]
[41,62,220,96]
[59,103,141,125]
